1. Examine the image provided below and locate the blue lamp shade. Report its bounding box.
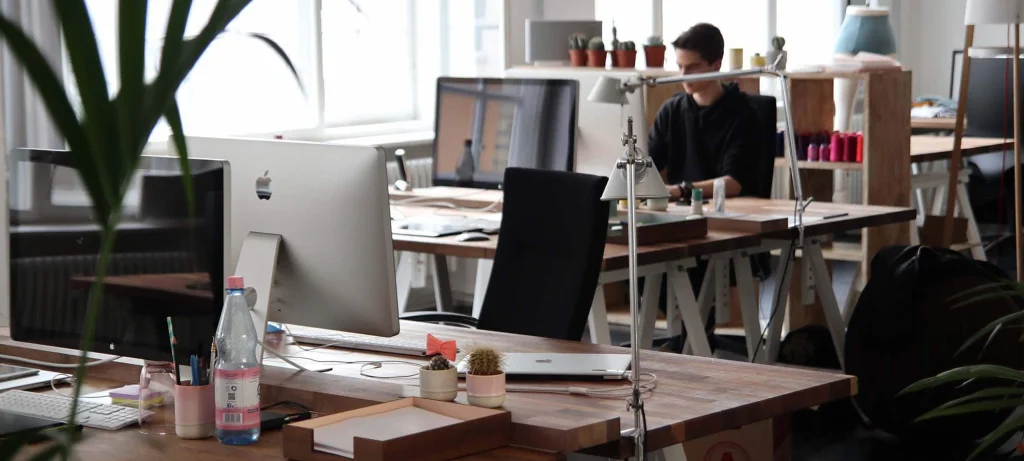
[834,6,897,55]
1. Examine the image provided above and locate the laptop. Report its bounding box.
[391,215,500,237]
[456,353,631,380]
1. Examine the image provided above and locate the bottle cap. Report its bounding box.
[226,276,244,289]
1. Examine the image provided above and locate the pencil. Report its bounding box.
[166,317,181,385]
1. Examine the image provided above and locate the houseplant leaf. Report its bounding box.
[900,364,1024,395]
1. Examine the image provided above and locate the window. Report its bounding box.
[662,0,769,66]
[73,0,504,142]
[777,0,843,69]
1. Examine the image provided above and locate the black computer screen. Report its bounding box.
[8,149,226,362]
[432,77,577,189]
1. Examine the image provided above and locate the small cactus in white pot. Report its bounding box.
[419,335,458,401]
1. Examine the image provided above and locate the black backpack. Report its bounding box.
[846,245,1024,445]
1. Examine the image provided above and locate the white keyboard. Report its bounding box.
[290,331,429,356]
[0,390,150,430]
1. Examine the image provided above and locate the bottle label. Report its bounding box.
[214,368,260,430]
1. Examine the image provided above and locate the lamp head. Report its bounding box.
[965,0,1024,24]
[588,76,631,105]
[600,157,670,201]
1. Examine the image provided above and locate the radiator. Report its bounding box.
[12,252,195,340]
[386,158,434,189]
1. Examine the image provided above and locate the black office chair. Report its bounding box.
[747,94,778,200]
[402,167,610,341]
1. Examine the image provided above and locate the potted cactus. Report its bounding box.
[419,334,458,401]
[609,23,620,67]
[586,37,607,68]
[767,36,787,70]
[568,33,588,67]
[644,35,666,68]
[614,41,637,68]
[465,346,506,408]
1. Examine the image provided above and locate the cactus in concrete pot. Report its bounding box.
[419,335,458,401]
[465,346,506,408]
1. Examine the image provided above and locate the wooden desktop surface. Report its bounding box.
[909,135,1012,163]
[0,322,854,459]
[391,205,763,271]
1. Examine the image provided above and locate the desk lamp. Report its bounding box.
[948,0,1024,280]
[588,62,807,460]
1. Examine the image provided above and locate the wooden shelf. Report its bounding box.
[773,158,863,171]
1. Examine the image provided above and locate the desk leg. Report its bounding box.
[766,241,795,363]
[957,180,987,261]
[396,252,415,313]
[431,255,454,313]
[732,254,763,362]
[665,280,681,337]
[714,258,730,325]
[669,263,712,357]
[804,241,847,370]
[638,273,663,350]
[472,259,493,318]
[587,287,612,345]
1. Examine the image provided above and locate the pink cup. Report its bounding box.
[174,384,215,439]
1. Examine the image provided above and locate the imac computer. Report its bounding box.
[7,148,229,362]
[432,77,578,189]
[181,136,400,350]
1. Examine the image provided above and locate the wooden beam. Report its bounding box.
[1016,24,1023,281]
[944,25,974,247]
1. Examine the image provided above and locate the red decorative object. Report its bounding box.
[426,334,457,362]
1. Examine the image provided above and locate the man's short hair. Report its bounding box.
[671,23,725,64]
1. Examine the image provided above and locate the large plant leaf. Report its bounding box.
[158,0,193,79]
[164,98,193,218]
[243,32,304,94]
[116,0,147,173]
[948,281,1024,306]
[956,309,1024,356]
[900,364,1024,395]
[52,0,117,175]
[917,398,1024,421]
[922,386,1024,414]
[0,12,113,219]
[970,414,1024,460]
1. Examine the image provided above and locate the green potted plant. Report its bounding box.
[614,41,637,69]
[586,37,607,69]
[568,33,588,67]
[465,346,506,408]
[0,1,297,457]
[644,35,666,68]
[767,36,787,70]
[419,334,458,401]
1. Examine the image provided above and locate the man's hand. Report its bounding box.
[667,184,682,202]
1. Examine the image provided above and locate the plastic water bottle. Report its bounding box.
[214,276,260,445]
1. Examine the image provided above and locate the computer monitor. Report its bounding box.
[432,77,578,189]
[181,136,400,341]
[7,148,228,362]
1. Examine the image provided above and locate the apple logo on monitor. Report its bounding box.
[256,170,272,200]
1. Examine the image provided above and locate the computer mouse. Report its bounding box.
[456,231,491,242]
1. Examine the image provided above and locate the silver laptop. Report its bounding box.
[456,353,631,380]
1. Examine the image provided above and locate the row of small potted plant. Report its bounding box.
[418,335,506,408]
[569,33,666,69]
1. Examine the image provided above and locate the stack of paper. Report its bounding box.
[832,52,901,71]
[313,406,462,458]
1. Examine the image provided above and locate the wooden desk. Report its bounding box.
[909,135,1012,163]
[911,117,957,131]
[1,322,855,459]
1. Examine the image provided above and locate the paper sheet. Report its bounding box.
[313,406,462,458]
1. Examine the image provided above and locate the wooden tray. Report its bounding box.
[282,397,511,461]
[608,212,707,245]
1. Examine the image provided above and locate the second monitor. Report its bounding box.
[433,77,578,189]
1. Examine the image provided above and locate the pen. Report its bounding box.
[190,355,199,386]
[209,340,217,383]
[166,317,181,386]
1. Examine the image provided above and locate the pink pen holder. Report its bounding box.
[174,383,215,439]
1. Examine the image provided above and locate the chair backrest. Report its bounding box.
[476,167,609,341]
[747,94,778,199]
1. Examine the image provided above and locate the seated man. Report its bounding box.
[649,23,760,202]
[646,23,762,352]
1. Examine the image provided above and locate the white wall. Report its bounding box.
[504,0,596,68]
[897,0,1010,99]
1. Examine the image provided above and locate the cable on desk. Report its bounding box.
[750,239,796,364]
[0,353,121,369]
[267,354,424,380]
[49,373,109,399]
